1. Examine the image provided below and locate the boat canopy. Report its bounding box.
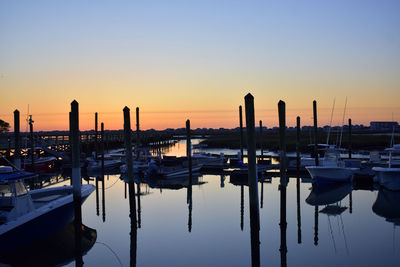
[0,166,37,184]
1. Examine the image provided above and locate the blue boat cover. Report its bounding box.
[0,171,37,183]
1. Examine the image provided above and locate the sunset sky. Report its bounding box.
[1,1,399,131]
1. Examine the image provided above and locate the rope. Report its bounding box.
[95,241,124,267]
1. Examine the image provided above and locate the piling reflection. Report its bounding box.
[0,222,96,266]
[128,181,138,267]
[74,196,83,266]
[306,182,352,252]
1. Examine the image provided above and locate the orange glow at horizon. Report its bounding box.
[1,105,399,132]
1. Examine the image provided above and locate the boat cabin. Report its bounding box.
[0,166,36,225]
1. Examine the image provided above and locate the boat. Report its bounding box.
[0,166,95,254]
[22,156,57,172]
[192,152,227,170]
[372,144,400,191]
[145,156,203,179]
[86,157,122,173]
[305,147,359,182]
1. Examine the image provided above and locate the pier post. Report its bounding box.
[313,100,319,166]
[123,106,137,226]
[314,206,319,246]
[348,118,352,159]
[13,110,21,169]
[70,100,81,200]
[245,94,260,226]
[29,115,35,173]
[245,93,260,267]
[278,100,288,266]
[186,120,192,187]
[239,105,244,162]
[136,107,140,159]
[101,123,105,171]
[296,116,301,173]
[95,112,98,159]
[278,101,287,185]
[259,120,263,158]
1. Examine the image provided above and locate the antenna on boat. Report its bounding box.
[339,97,347,148]
[326,98,336,145]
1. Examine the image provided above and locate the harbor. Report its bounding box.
[1,1,400,266]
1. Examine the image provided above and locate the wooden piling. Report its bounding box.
[101,122,104,171]
[95,112,98,159]
[123,106,137,227]
[348,118,352,159]
[278,101,287,185]
[239,105,244,161]
[13,110,21,169]
[296,116,301,173]
[313,100,319,166]
[136,107,140,155]
[29,115,35,173]
[245,93,259,229]
[70,100,81,199]
[186,120,192,187]
[259,120,263,157]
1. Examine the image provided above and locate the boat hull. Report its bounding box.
[306,166,358,182]
[373,167,400,191]
[0,185,94,254]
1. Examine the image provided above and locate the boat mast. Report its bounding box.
[339,97,348,148]
[326,98,336,145]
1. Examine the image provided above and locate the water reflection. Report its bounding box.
[0,222,96,266]
[373,189,400,225]
[129,181,138,267]
[306,182,352,254]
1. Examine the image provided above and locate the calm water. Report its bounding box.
[5,140,400,266]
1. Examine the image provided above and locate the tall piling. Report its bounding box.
[296,116,301,173]
[348,118,352,159]
[70,101,81,199]
[136,107,140,157]
[13,110,21,169]
[313,100,319,166]
[239,105,244,161]
[296,116,302,244]
[70,100,83,266]
[278,100,288,267]
[259,120,263,157]
[124,107,137,227]
[186,120,193,189]
[95,112,98,159]
[101,123,105,171]
[245,93,260,267]
[29,115,35,173]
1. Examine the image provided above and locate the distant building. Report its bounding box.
[370,121,399,131]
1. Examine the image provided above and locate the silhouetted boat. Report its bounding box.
[0,166,95,254]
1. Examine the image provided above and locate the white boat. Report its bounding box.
[86,157,122,172]
[145,156,203,179]
[306,147,359,182]
[373,144,400,191]
[192,152,227,169]
[0,166,95,254]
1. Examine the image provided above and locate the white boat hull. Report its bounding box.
[306,166,358,182]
